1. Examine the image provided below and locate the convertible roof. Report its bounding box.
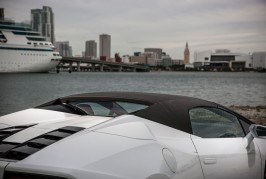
[38,92,219,134]
[63,92,203,104]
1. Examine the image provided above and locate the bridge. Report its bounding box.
[57,57,149,72]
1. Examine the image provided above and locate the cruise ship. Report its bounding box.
[0,19,61,72]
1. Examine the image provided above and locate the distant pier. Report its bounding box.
[57,57,149,73]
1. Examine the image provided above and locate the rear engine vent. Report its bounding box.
[0,126,84,161]
[0,124,36,141]
[0,142,19,155]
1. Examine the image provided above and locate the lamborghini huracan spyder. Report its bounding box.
[0,92,265,179]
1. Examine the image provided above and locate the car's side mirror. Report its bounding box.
[243,124,266,148]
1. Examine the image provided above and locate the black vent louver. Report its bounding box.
[0,126,84,161]
[0,124,36,141]
[0,125,36,156]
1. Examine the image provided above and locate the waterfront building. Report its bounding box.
[144,52,156,66]
[144,48,163,59]
[130,52,157,66]
[85,40,97,58]
[130,55,147,64]
[114,53,122,63]
[184,42,190,64]
[156,56,184,70]
[69,46,73,57]
[252,52,266,70]
[31,6,55,44]
[99,34,111,60]
[134,52,141,56]
[122,55,130,63]
[194,49,251,70]
[161,55,173,67]
[55,41,72,57]
[172,59,184,65]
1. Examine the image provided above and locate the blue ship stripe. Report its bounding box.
[0,46,53,52]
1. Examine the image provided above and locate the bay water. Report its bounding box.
[0,71,265,116]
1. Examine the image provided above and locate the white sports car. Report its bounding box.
[0,92,265,179]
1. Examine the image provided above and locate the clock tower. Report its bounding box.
[184,42,190,64]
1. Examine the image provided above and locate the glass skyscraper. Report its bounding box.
[85,40,97,58]
[31,6,55,44]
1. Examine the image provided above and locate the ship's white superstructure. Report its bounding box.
[0,19,61,72]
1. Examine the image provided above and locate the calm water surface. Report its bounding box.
[0,72,265,116]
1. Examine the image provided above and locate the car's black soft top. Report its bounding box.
[57,92,216,105]
[37,92,249,134]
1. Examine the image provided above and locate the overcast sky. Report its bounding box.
[1,0,266,59]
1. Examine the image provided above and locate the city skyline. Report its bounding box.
[1,0,266,60]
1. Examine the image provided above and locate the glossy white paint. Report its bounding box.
[162,148,177,173]
[0,114,203,179]
[254,138,266,178]
[0,112,265,179]
[0,108,78,126]
[191,135,262,179]
[95,121,155,140]
[4,115,111,143]
[7,132,172,179]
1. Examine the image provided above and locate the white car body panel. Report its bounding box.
[4,113,110,143]
[191,135,262,179]
[95,120,154,140]
[254,138,266,178]
[0,109,78,127]
[7,130,172,179]
[0,113,205,179]
[0,93,265,179]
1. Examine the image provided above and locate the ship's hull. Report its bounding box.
[0,48,61,73]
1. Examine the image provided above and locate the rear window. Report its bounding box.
[116,102,148,113]
[39,101,149,117]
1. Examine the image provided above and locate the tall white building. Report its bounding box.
[252,52,266,69]
[85,40,97,58]
[194,49,251,69]
[55,41,72,57]
[31,6,55,44]
[99,34,111,59]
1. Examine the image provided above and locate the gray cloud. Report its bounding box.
[1,0,265,59]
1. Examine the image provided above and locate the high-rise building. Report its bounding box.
[85,40,97,57]
[99,34,111,60]
[55,41,72,57]
[184,42,190,64]
[31,6,55,44]
[144,48,163,59]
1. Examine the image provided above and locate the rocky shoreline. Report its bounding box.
[229,106,266,126]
